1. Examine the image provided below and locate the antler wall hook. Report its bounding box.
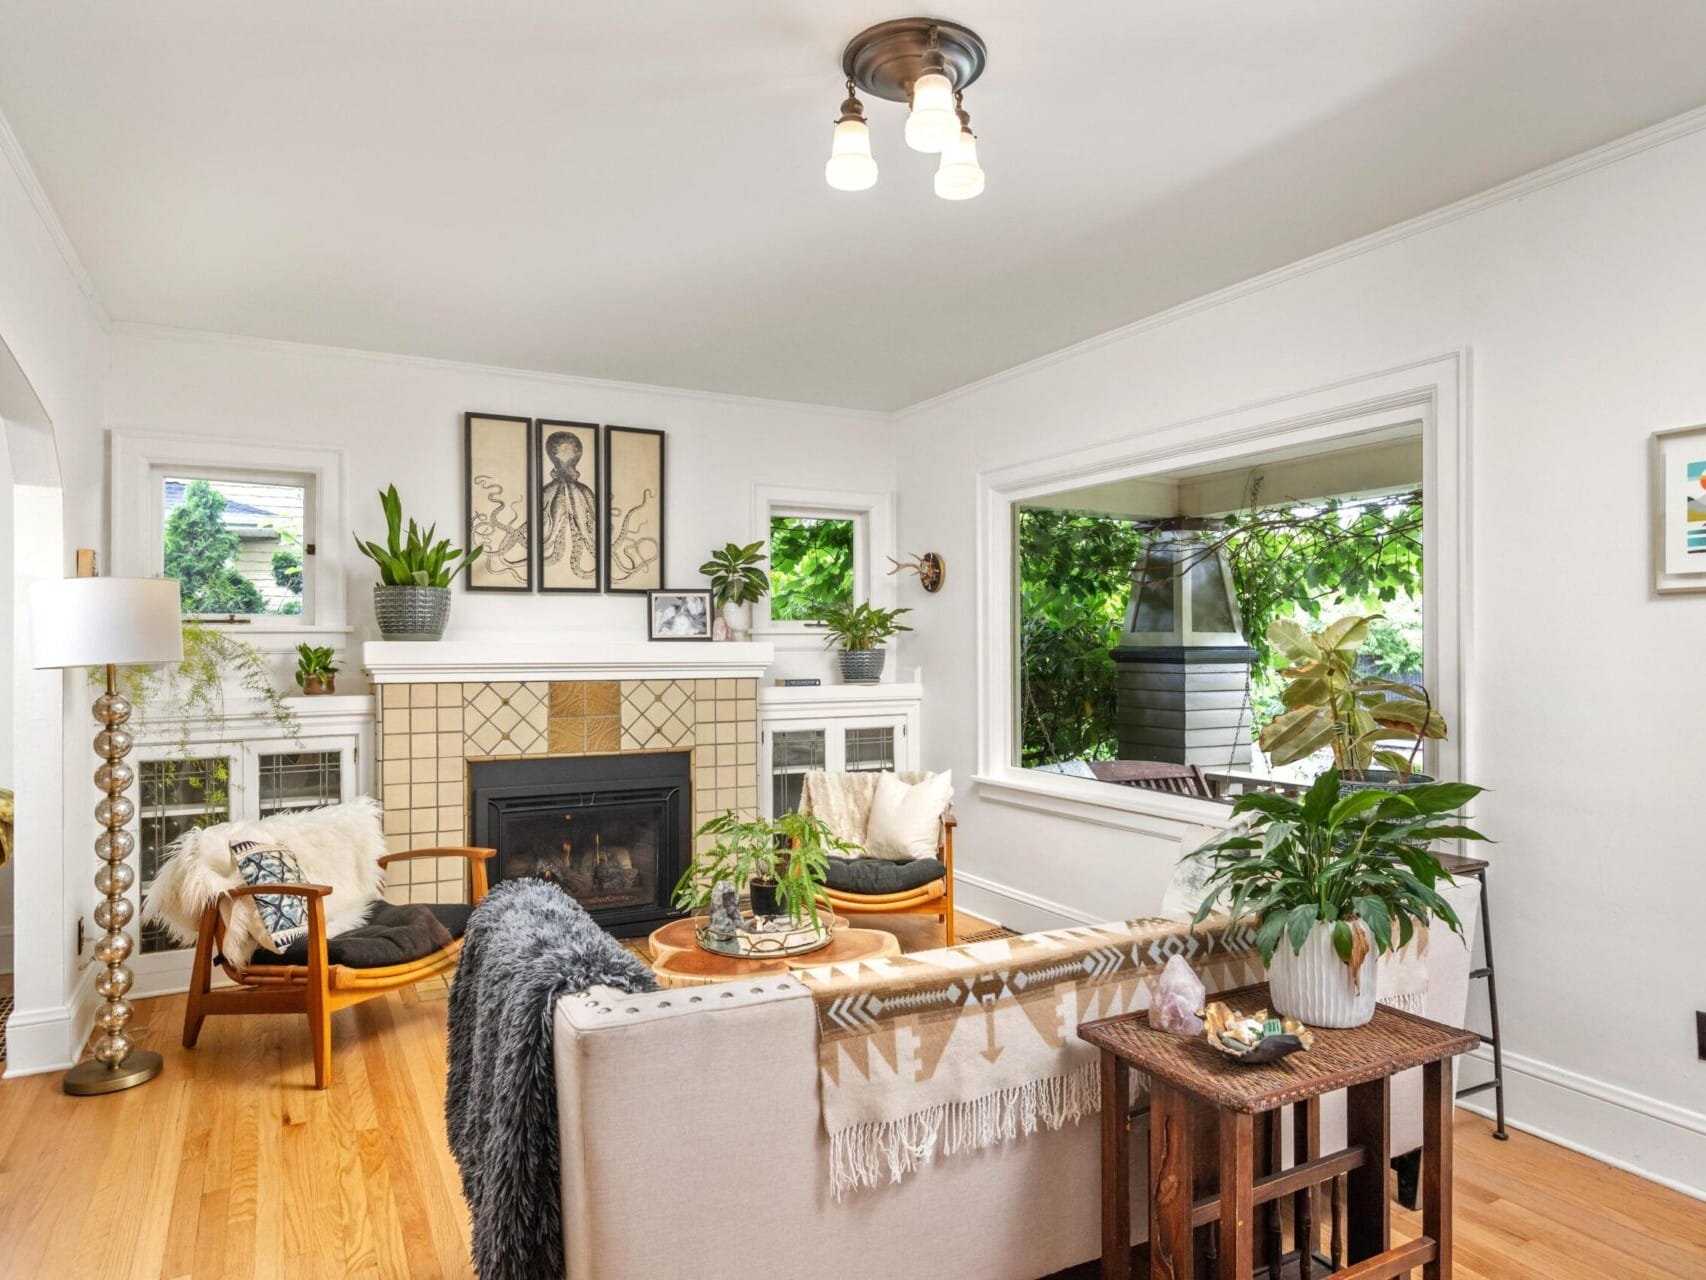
[887,551,946,593]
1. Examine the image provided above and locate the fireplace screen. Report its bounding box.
[470,752,691,936]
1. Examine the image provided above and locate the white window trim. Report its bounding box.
[110,428,350,640]
[750,483,896,651]
[973,350,1470,827]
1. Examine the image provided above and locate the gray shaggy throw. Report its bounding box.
[446,879,657,1280]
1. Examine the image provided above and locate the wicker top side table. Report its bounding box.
[1078,983,1478,1280]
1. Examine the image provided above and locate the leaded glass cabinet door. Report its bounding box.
[842,723,898,774]
[255,746,346,818]
[765,725,827,817]
[136,752,236,955]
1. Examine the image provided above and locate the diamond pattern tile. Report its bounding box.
[463,681,548,756]
[621,679,696,749]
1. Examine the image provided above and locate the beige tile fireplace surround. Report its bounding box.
[365,640,773,905]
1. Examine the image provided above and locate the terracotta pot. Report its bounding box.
[1268,921,1378,1027]
[300,674,336,696]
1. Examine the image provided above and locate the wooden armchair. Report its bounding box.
[181,845,493,1089]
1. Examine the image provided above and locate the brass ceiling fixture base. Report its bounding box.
[842,18,987,104]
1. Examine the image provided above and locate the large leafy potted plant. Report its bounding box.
[673,811,853,928]
[1189,769,1485,1026]
[1259,615,1447,788]
[354,485,479,641]
[699,540,769,641]
[819,600,911,685]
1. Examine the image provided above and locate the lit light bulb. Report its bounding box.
[904,52,959,153]
[825,86,878,191]
[934,105,984,200]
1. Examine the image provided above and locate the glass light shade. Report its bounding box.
[934,128,984,200]
[825,118,877,191]
[904,71,960,152]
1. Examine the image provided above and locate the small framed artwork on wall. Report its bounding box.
[535,419,601,593]
[647,589,712,641]
[1652,423,1706,593]
[465,412,534,592]
[604,425,666,594]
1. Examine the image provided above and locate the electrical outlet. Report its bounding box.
[1697,1011,1706,1062]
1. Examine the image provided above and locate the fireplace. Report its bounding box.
[469,752,691,937]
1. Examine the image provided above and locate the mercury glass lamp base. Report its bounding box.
[62,1050,162,1096]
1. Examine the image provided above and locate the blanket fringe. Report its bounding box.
[1380,991,1428,1014]
[829,1059,1107,1199]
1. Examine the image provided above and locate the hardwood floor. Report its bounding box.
[0,917,1700,1279]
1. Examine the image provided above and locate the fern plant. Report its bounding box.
[673,811,854,928]
[354,485,479,587]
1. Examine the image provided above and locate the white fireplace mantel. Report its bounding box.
[362,637,775,684]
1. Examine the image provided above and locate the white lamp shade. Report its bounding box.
[935,128,984,200]
[905,71,960,152]
[30,577,184,669]
[825,117,878,191]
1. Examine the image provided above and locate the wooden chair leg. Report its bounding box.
[182,903,218,1048]
[305,894,332,1089]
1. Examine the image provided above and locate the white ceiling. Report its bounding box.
[3,2,1706,411]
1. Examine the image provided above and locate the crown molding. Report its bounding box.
[0,104,108,324]
[105,320,892,423]
[895,102,1706,420]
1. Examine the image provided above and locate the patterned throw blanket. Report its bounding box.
[796,917,1263,1197]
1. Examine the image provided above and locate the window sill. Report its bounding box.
[973,768,1233,837]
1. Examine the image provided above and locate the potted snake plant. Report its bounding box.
[1188,768,1486,1026]
[354,485,479,641]
[700,540,769,640]
[818,600,911,685]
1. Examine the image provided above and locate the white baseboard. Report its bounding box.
[4,959,99,1078]
[1458,1046,1705,1201]
[953,870,1102,935]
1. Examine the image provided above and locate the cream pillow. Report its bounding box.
[864,771,953,861]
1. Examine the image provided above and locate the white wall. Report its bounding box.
[0,437,12,973]
[103,329,894,684]
[896,123,1706,1194]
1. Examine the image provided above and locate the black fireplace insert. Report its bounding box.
[469,752,690,937]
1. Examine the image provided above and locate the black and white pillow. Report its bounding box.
[231,839,309,952]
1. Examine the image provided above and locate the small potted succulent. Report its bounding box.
[818,599,911,685]
[699,540,769,641]
[1259,615,1447,789]
[354,485,479,641]
[1187,768,1486,1026]
[293,643,339,696]
[673,811,853,930]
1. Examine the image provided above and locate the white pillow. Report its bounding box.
[864,771,953,861]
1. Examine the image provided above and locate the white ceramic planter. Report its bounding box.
[720,601,752,641]
[1268,921,1379,1027]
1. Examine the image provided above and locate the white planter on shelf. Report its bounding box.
[720,600,753,641]
[1268,921,1378,1027]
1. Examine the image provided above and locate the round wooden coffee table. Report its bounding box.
[647,917,902,989]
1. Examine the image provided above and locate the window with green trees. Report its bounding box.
[161,475,308,618]
[768,515,856,622]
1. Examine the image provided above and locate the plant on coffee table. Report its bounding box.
[673,811,854,928]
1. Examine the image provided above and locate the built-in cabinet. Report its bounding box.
[756,677,923,817]
[126,698,373,997]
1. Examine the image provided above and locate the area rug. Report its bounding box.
[957,924,1019,943]
[0,993,12,1064]
[797,916,1264,1196]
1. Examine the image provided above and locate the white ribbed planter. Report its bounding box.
[1269,921,1379,1028]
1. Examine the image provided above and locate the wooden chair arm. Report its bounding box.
[377,846,495,905]
[376,845,495,866]
[222,882,334,900]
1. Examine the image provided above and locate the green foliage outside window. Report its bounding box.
[164,479,266,615]
[768,516,855,621]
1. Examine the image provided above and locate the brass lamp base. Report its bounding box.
[63,1049,163,1096]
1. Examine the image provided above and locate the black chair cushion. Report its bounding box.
[249,902,472,968]
[824,856,947,895]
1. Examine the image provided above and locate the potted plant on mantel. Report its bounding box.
[700,540,770,641]
[354,485,479,641]
[1187,769,1487,1026]
[293,644,339,695]
[1259,615,1447,790]
[673,811,853,930]
[818,600,911,685]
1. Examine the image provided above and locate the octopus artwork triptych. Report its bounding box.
[464,413,665,596]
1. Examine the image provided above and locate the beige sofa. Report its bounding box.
[552,882,1478,1280]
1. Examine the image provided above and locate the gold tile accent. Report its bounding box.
[550,682,586,717]
[586,681,620,718]
[549,717,586,755]
[585,715,621,753]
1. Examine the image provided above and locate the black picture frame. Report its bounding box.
[533,419,603,594]
[603,424,666,595]
[464,412,535,593]
[646,589,713,641]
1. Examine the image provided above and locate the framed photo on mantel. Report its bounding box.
[534,419,602,593]
[1651,423,1706,593]
[603,425,666,594]
[465,413,534,592]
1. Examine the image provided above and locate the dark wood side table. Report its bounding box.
[1079,982,1478,1280]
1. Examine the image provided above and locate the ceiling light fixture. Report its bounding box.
[829,16,988,200]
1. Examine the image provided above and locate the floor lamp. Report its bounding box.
[30,575,183,1095]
